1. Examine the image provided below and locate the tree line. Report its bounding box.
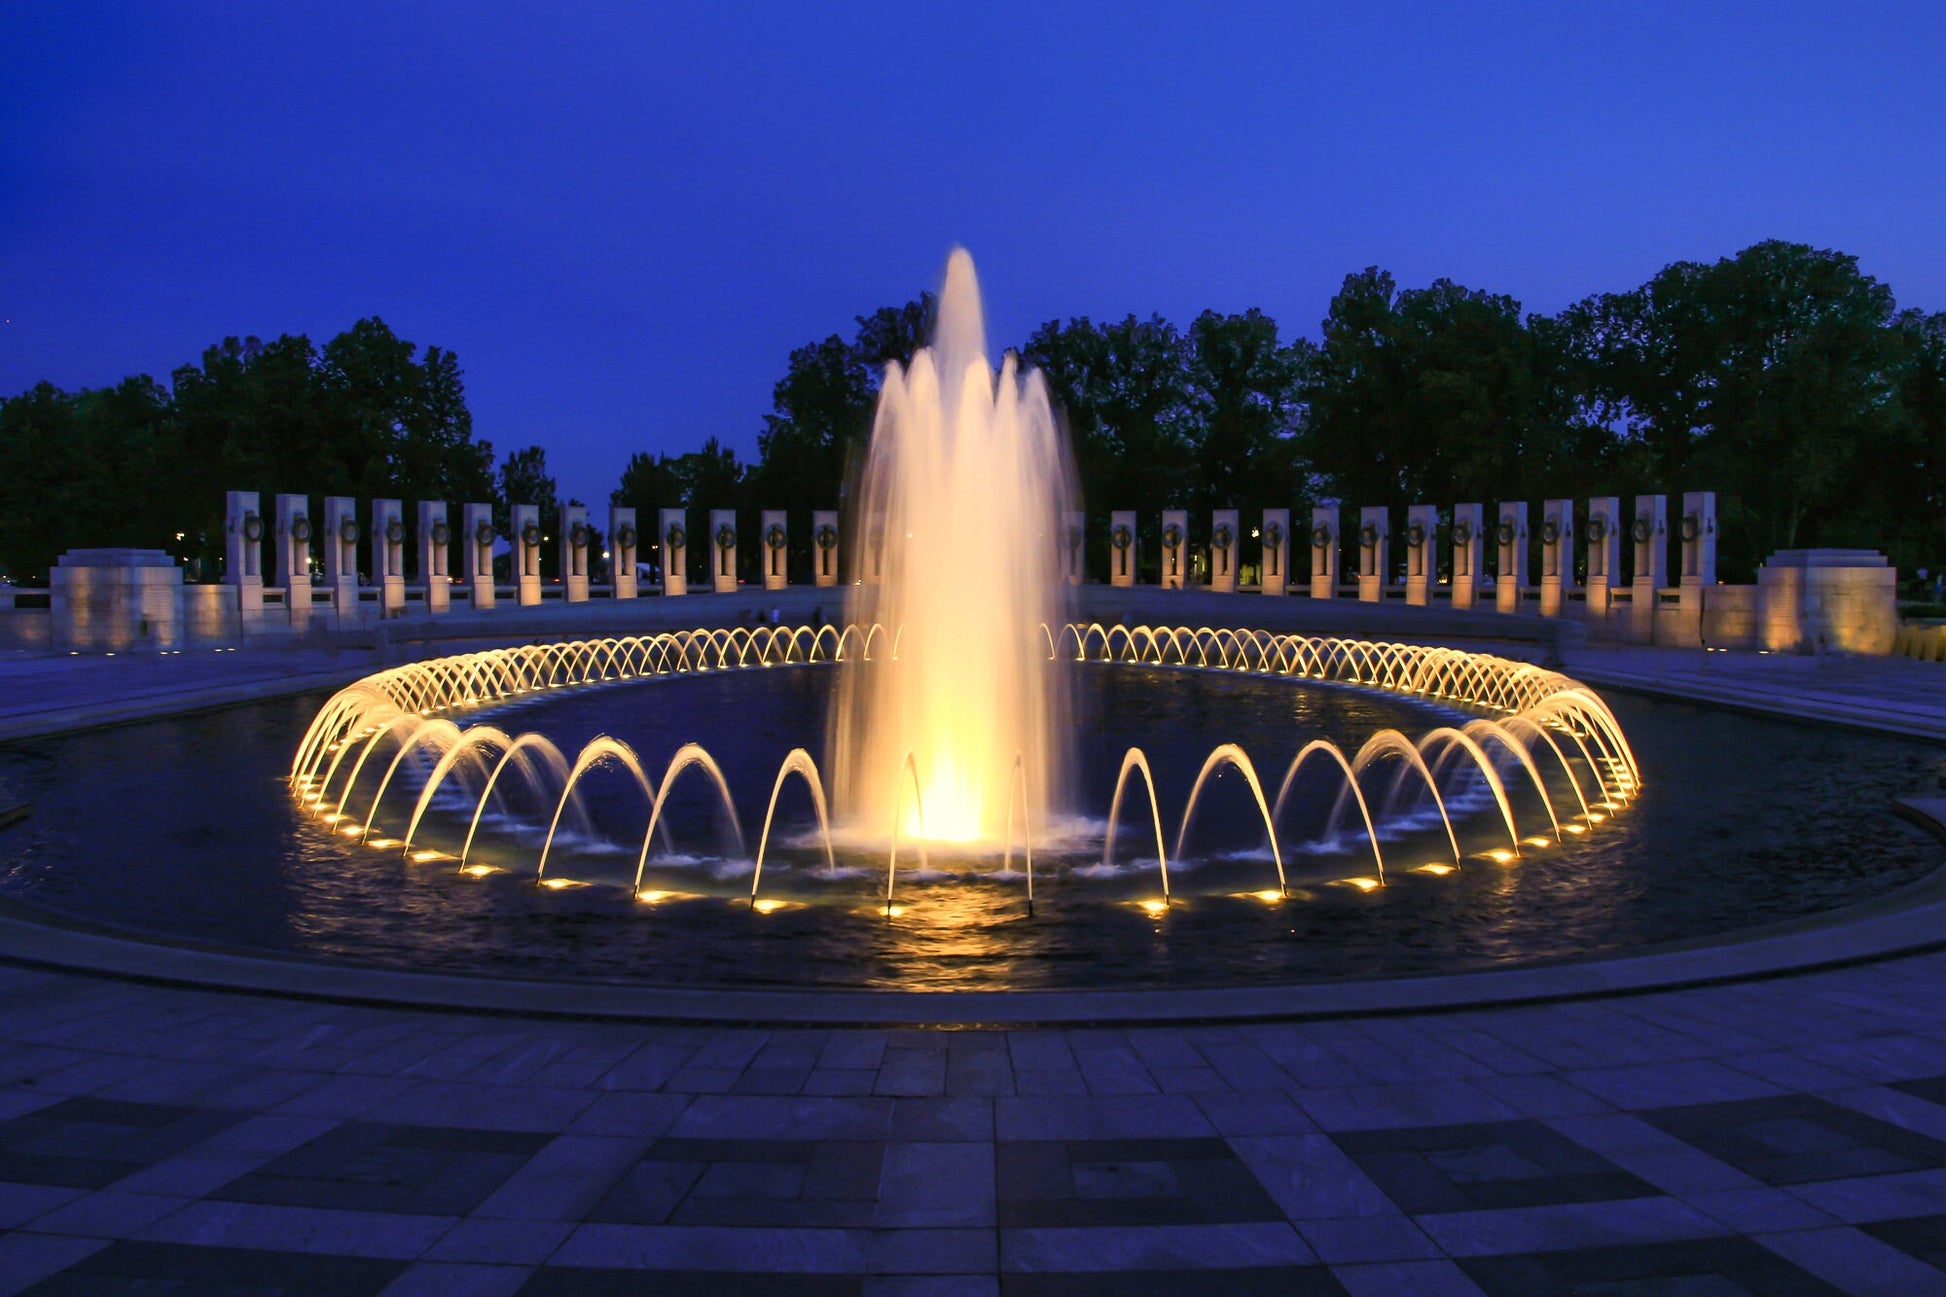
[4,240,1941,588]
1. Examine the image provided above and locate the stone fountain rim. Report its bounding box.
[1,797,1940,1026]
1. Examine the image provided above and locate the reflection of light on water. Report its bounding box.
[752,898,788,915]
[1415,862,1456,876]
[1138,898,1169,915]
[1485,849,1516,864]
[1247,889,1284,904]
[367,838,399,850]
[1338,876,1381,892]
[339,825,362,837]
[1522,836,1551,849]
[1563,824,1587,836]
[409,849,445,863]
[539,877,583,890]
[461,864,498,878]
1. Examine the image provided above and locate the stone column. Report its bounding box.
[560,504,590,603]
[1679,491,1717,589]
[1450,503,1483,609]
[1404,504,1438,606]
[323,496,359,624]
[1308,504,1339,599]
[761,510,789,591]
[1356,506,1388,603]
[710,509,738,594]
[610,507,639,600]
[462,503,496,611]
[418,502,451,614]
[371,498,406,618]
[512,504,542,606]
[659,508,688,596]
[1159,510,1187,590]
[1584,497,1620,618]
[1209,509,1239,593]
[1109,511,1136,587]
[1669,491,1717,647]
[275,494,312,630]
[863,512,887,586]
[812,510,840,588]
[1061,510,1085,587]
[1539,498,1575,618]
[224,490,264,623]
[1260,509,1289,596]
[1630,494,1668,643]
[1494,502,1528,614]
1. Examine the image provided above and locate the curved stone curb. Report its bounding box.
[3,797,1941,1027]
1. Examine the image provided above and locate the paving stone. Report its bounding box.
[1756,1225,1946,1296]
[1457,1235,1844,1295]
[876,1144,993,1227]
[1000,1221,1316,1271]
[379,1261,533,1296]
[23,1188,190,1238]
[892,1097,992,1142]
[423,1217,575,1264]
[1414,1195,1728,1257]
[996,1096,1212,1141]
[137,1199,457,1259]
[1330,1258,1487,1296]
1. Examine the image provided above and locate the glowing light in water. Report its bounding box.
[829,249,1076,845]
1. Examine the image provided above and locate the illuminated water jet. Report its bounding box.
[828,249,1076,846]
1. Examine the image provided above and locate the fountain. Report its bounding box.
[280,251,1650,931]
[828,249,1075,847]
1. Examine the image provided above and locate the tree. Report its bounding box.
[1184,308,1308,517]
[1559,241,1911,576]
[497,444,560,578]
[1023,314,1194,577]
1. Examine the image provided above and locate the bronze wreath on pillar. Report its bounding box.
[241,513,265,543]
[385,518,405,545]
[1161,522,1183,550]
[1585,516,1607,544]
[1406,521,1426,549]
[430,519,451,547]
[1680,513,1701,543]
[1263,522,1283,549]
[1311,524,1332,549]
[339,518,360,546]
[815,524,838,550]
[1496,519,1518,547]
[521,520,541,548]
[1632,517,1654,545]
[1211,523,1233,551]
[1110,524,1132,551]
[667,523,687,551]
[765,523,787,550]
[715,524,737,551]
[571,521,590,549]
[1540,519,1560,546]
[475,519,496,548]
[1453,518,1474,546]
[615,523,637,550]
[290,516,312,544]
[1359,522,1380,548]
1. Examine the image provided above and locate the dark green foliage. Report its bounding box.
[0,318,496,583]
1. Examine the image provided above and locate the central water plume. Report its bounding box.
[828,249,1077,845]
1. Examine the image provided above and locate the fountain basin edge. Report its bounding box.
[1,801,1941,1027]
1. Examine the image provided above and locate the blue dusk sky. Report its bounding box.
[3,2,1942,508]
